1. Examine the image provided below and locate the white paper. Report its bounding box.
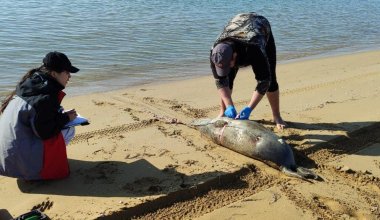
[64,114,89,128]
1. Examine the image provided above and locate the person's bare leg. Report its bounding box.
[248,91,264,110]
[218,98,226,117]
[266,90,287,130]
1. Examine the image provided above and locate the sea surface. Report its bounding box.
[1,0,379,98]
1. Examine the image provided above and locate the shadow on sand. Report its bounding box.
[16,158,247,198]
[258,120,380,167]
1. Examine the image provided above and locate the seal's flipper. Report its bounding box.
[281,167,307,181]
[190,118,212,127]
[296,167,319,180]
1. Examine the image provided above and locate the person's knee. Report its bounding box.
[267,81,278,92]
[256,80,270,95]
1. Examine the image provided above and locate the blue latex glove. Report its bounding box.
[238,106,252,120]
[224,105,237,118]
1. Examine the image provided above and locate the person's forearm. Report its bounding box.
[218,87,234,106]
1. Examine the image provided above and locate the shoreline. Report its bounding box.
[1,47,379,100]
[64,47,380,99]
[1,49,380,219]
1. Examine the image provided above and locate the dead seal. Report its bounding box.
[191,117,318,180]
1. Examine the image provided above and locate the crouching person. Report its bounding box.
[0,51,80,180]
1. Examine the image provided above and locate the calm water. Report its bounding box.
[1,0,379,97]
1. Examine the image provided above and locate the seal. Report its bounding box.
[190,117,318,180]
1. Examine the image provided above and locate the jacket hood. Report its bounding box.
[16,72,64,97]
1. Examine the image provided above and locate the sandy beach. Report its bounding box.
[1,50,380,220]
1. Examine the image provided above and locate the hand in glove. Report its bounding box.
[238,106,252,120]
[224,105,237,118]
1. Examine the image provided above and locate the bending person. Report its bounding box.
[210,12,286,130]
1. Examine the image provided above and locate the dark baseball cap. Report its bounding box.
[43,51,79,73]
[211,43,233,77]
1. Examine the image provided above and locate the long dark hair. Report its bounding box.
[0,65,51,113]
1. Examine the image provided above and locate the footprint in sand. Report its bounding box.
[184,159,198,166]
[92,100,115,106]
[122,177,163,194]
[312,196,353,216]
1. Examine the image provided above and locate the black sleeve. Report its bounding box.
[34,96,70,140]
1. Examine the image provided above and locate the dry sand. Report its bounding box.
[1,50,380,220]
